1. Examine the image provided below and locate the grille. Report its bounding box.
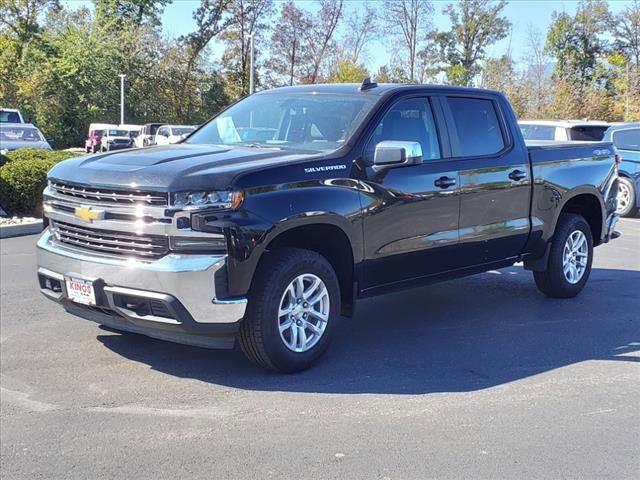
[49,181,168,206]
[51,220,169,259]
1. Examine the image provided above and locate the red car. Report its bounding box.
[85,123,115,153]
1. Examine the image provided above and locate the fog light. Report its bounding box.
[169,236,226,252]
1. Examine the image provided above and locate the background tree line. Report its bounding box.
[1,0,638,149]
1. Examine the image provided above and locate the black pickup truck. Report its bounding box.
[37,82,620,372]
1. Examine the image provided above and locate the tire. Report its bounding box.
[239,248,341,372]
[533,213,594,298]
[617,176,638,217]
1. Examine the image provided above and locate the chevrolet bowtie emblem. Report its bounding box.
[74,206,105,223]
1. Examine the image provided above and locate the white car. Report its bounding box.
[519,120,610,141]
[134,123,164,148]
[100,128,133,152]
[154,125,197,145]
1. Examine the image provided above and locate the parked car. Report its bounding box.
[154,125,197,145]
[37,83,620,372]
[119,124,142,142]
[135,123,164,148]
[85,123,116,153]
[100,128,133,152]
[519,120,610,141]
[0,108,25,124]
[0,123,51,154]
[603,122,640,217]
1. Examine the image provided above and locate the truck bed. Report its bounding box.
[526,140,614,163]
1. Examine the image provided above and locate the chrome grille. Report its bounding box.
[49,181,168,206]
[51,220,169,259]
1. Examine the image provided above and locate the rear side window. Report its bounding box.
[446,97,505,157]
[567,126,608,141]
[519,124,556,140]
[612,129,640,151]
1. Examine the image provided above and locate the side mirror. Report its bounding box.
[373,141,423,169]
[45,137,54,147]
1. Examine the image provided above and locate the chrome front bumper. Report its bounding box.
[37,230,247,334]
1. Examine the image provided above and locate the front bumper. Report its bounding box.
[36,230,247,349]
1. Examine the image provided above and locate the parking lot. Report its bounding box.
[1,219,638,479]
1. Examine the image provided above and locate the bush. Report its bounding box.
[0,149,80,214]
[4,148,79,164]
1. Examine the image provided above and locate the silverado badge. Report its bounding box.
[74,206,105,223]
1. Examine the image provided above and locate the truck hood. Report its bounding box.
[48,144,320,191]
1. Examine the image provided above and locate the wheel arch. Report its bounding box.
[257,216,359,317]
[557,188,605,246]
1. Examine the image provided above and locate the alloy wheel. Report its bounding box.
[278,273,330,352]
[562,230,588,284]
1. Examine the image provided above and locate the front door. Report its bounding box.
[359,97,461,292]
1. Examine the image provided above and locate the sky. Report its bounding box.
[62,0,632,72]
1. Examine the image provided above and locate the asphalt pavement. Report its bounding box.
[1,219,639,479]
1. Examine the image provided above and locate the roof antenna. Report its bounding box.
[359,77,378,91]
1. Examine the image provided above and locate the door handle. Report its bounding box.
[434,176,457,189]
[508,169,527,181]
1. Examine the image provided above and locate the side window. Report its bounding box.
[446,97,505,157]
[369,98,441,161]
[613,129,640,150]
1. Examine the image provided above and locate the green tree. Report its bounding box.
[303,0,343,84]
[93,0,172,30]
[328,58,368,83]
[423,0,511,86]
[219,0,273,99]
[265,1,310,86]
[545,0,618,120]
[381,0,433,82]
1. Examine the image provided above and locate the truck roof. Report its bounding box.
[255,83,503,97]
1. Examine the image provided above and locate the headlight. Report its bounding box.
[172,190,244,210]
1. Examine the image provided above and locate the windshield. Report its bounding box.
[107,129,128,136]
[0,126,44,142]
[173,127,195,136]
[519,124,556,140]
[187,92,379,152]
[0,110,21,123]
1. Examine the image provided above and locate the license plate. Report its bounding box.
[65,277,96,306]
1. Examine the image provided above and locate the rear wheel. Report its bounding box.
[533,213,594,298]
[617,176,638,217]
[239,248,340,372]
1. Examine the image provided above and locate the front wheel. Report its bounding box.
[533,213,594,298]
[239,248,341,372]
[617,176,638,217]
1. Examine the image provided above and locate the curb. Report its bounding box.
[0,221,44,239]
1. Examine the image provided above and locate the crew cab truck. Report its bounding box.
[37,82,620,372]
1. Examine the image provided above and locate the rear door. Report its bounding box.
[360,96,461,291]
[442,95,531,265]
